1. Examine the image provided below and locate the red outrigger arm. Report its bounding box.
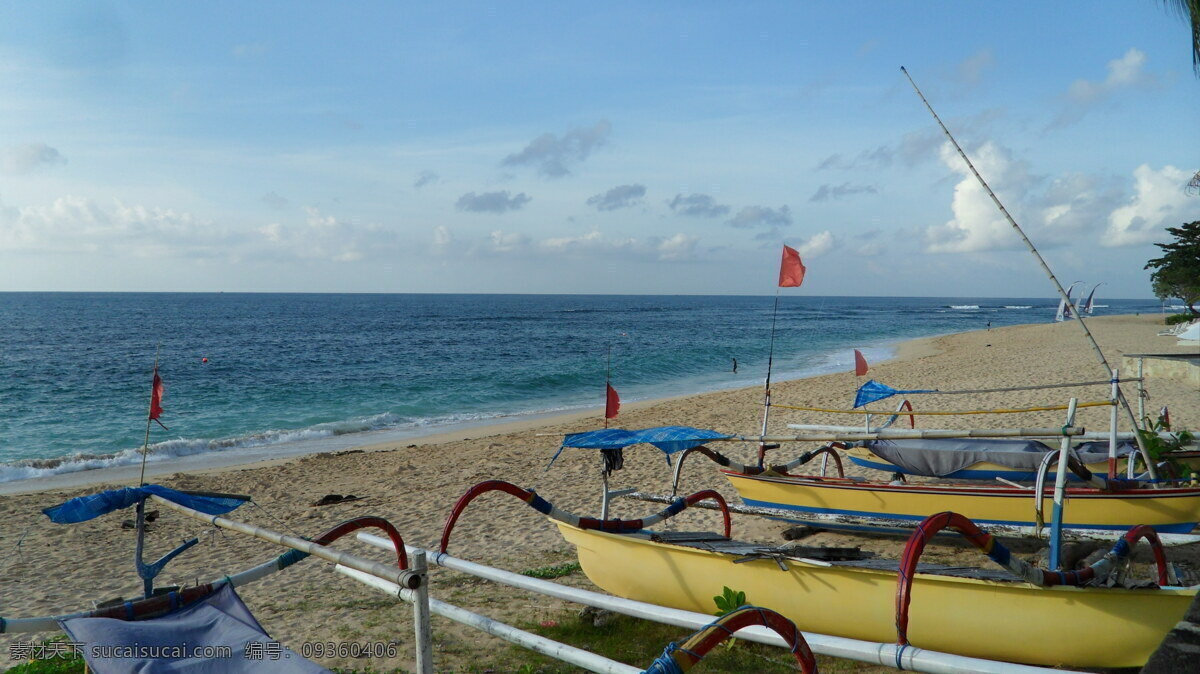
[896,511,1169,648]
[440,480,731,554]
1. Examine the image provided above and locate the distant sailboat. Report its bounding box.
[1081,283,1102,315]
[1055,281,1081,322]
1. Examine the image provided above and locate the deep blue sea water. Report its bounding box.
[0,293,1167,483]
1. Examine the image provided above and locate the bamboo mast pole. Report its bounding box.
[757,288,782,468]
[137,345,161,487]
[899,66,1158,480]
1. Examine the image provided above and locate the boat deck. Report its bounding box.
[642,530,1030,583]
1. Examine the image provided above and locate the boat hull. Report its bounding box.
[556,522,1195,667]
[724,470,1200,533]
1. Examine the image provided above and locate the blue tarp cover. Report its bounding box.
[853,379,937,408]
[549,426,731,467]
[61,583,330,673]
[43,485,247,524]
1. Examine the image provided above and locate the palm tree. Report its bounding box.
[1161,0,1200,75]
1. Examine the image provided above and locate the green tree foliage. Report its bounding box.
[1145,220,1200,315]
[1160,0,1200,76]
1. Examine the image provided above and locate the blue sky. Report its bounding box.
[0,2,1196,297]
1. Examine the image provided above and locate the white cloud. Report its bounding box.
[794,231,836,257]
[458,228,698,261]
[1051,48,1156,128]
[488,230,532,253]
[261,206,396,262]
[728,205,792,229]
[587,184,645,211]
[956,48,994,85]
[432,225,454,248]
[502,121,611,178]
[1069,49,1151,102]
[668,193,730,218]
[0,195,220,255]
[2,143,67,175]
[414,171,439,189]
[1102,165,1193,247]
[925,142,1032,253]
[0,196,397,263]
[654,233,698,260]
[456,191,531,213]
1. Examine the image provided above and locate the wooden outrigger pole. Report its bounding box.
[898,66,1159,479]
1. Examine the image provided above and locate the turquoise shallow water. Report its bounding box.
[0,293,1161,483]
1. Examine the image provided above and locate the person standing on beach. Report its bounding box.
[732,358,738,373]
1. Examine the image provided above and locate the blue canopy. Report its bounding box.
[549,426,731,467]
[43,485,247,525]
[854,379,937,408]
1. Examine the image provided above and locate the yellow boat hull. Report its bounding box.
[556,522,1195,667]
[724,471,1200,533]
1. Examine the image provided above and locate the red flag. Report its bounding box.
[778,245,806,287]
[1160,406,1171,430]
[853,349,869,377]
[605,384,620,419]
[149,367,168,429]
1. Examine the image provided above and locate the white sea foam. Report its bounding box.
[0,410,502,483]
[1003,305,1033,309]
[949,305,980,309]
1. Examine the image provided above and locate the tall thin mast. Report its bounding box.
[757,289,782,467]
[899,66,1157,478]
[137,346,161,486]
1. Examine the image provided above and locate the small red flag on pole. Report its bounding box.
[605,384,620,420]
[149,367,168,430]
[778,245,805,287]
[853,349,869,377]
[1160,405,1171,430]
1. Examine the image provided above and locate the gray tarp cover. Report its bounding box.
[61,584,330,673]
[866,438,1135,477]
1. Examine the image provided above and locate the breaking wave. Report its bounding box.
[0,411,500,483]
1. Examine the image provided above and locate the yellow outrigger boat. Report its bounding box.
[442,478,1199,669]
[556,519,1194,668]
[723,470,1200,534]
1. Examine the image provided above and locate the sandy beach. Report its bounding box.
[1,314,1196,672]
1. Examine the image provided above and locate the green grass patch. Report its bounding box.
[519,561,581,579]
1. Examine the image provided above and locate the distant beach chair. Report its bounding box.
[1158,319,1197,337]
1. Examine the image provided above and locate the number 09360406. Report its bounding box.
[300,641,398,659]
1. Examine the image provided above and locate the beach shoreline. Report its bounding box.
[1,313,1196,671]
[0,327,940,497]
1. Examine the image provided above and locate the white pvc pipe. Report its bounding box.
[335,565,640,674]
[358,534,1060,674]
[786,425,1181,442]
[739,428,1085,442]
[410,551,433,674]
[150,495,421,591]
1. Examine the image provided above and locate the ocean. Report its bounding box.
[0,293,1166,484]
